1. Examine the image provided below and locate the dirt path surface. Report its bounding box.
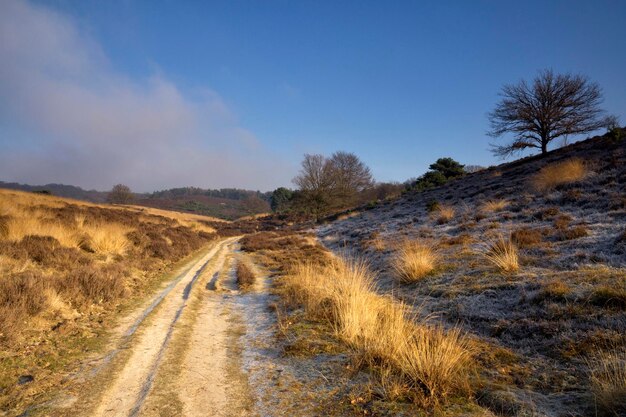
[22,237,321,417]
[90,238,238,417]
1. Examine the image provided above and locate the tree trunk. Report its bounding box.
[541,137,548,154]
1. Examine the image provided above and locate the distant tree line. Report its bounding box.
[148,187,272,202]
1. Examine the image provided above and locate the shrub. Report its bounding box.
[588,349,626,416]
[483,237,519,272]
[531,158,587,192]
[511,228,542,248]
[557,225,589,241]
[236,261,255,289]
[392,241,438,283]
[426,200,440,213]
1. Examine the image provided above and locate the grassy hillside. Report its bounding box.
[0,182,272,220]
[0,189,217,411]
[312,132,625,415]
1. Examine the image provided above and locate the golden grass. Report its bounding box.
[433,205,455,224]
[392,241,438,283]
[588,349,626,416]
[81,223,131,256]
[483,236,519,272]
[284,258,472,405]
[480,199,509,213]
[531,158,587,192]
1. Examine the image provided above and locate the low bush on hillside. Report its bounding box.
[531,158,587,192]
[392,241,438,283]
[511,227,543,247]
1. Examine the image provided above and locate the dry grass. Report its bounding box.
[482,236,519,272]
[433,205,455,224]
[284,258,472,405]
[392,241,438,283]
[480,199,509,213]
[531,158,588,192]
[511,227,543,248]
[80,223,131,256]
[588,349,626,416]
[236,261,255,289]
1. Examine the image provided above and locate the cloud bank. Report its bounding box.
[0,0,288,191]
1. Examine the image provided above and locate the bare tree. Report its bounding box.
[293,154,335,193]
[107,184,134,204]
[328,151,373,205]
[488,69,606,157]
[292,152,374,217]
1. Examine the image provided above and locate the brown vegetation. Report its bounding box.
[236,261,255,289]
[588,349,626,416]
[392,241,438,283]
[482,236,519,272]
[511,227,543,247]
[531,158,587,192]
[0,188,216,409]
[284,259,472,406]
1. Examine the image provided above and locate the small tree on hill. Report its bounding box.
[488,69,606,157]
[409,157,465,191]
[107,184,134,204]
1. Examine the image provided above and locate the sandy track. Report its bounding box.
[91,237,238,417]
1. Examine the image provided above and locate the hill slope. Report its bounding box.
[318,133,626,416]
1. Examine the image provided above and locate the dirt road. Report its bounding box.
[55,237,271,417]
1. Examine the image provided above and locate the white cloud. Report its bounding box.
[0,0,289,191]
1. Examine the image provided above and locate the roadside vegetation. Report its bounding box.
[0,189,216,411]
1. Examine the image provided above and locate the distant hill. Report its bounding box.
[0,182,271,220]
[0,181,108,202]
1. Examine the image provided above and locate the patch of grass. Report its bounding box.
[433,205,455,224]
[588,349,626,416]
[236,261,255,289]
[284,258,472,406]
[557,225,589,241]
[531,158,587,192]
[511,228,542,248]
[589,287,626,309]
[480,200,509,213]
[392,241,439,283]
[534,280,572,303]
[483,237,519,273]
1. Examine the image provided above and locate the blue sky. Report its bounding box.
[1,0,625,191]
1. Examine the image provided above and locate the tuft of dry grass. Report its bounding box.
[236,261,255,289]
[480,199,509,213]
[283,258,472,405]
[483,236,519,273]
[511,227,543,248]
[588,349,626,416]
[80,223,130,256]
[392,241,439,283]
[535,280,571,303]
[434,205,455,224]
[531,158,588,192]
